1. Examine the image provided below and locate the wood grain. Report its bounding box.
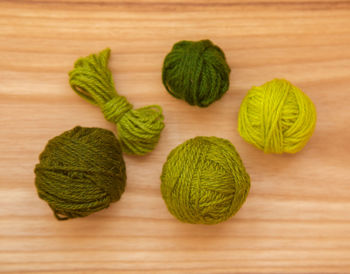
[1,1,350,273]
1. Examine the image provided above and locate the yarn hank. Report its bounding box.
[161,136,250,225]
[69,48,165,155]
[34,126,126,220]
[238,79,317,154]
[162,39,231,107]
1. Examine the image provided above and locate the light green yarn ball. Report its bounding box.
[238,79,317,154]
[161,136,250,225]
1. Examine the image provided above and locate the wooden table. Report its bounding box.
[1,1,350,273]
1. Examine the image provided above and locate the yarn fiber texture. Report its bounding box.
[34,126,126,220]
[161,136,250,225]
[69,48,165,155]
[162,39,231,107]
[238,79,317,154]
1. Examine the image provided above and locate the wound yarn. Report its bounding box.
[238,79,317,154]
[162,39,231,107]
[161,136,250,225]
[69,48,165,155]
[34,126,126,220]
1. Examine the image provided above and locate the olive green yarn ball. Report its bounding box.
[162,39,231,107]
[34,126,126,220]
[238,79,317,154]
[161,136,250,225]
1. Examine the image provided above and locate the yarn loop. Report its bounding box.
[69,48,165,155]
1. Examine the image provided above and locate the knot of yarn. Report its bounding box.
[69,48,165,155]
[161,136,250,225]
[116,105,164,155]
[162,39,231,107]
[102,96,133,124]
[34,126,126,220]
[238,79,317,154]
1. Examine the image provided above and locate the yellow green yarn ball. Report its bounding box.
[238,79,317,154]
[161,136,250,225]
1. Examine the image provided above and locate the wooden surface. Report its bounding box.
[1,0,350,273]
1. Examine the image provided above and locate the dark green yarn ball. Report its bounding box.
[34,126,126,220]
[162,39,231,107]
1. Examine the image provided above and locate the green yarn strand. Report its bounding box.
[69,48,165,155]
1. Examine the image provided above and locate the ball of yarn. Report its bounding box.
[34,126,126,220]
[69,48,165,155]
[238,79,317,154]
[161,136,250,224]
[162,40,231,107]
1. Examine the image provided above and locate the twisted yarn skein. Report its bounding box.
[69,48,165,155]
[238,79,317,154]
[34,126,126,220]
[162,39,231,107]
[161,136,250,225]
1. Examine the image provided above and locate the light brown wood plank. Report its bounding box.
[1,1,350,273]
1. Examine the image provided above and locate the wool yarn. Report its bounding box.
[34,126,126,220]
[69,48,165,155]
[238,79,317,154]
[161,136,250,224]
[162,39,231,107]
